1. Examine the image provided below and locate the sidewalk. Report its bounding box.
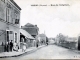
[71,49,80,54]
[0,45,45,58]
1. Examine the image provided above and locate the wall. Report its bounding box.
[0,0,6,52]
[9,25,20,45]
[0,0,6,21]
[0,0,21,52]
[6,0,21,47]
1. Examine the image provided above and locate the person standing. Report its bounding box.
[13,41,17,51]
[7,42,10,52]
[10,40,13,52]
[36,40,39,48]
[6,42,9,52]
[22,44,26,52]
[4,42,9,52]
[46,38,48,45]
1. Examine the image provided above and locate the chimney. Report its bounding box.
[35,25,37,27]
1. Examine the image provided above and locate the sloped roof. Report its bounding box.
[23,28,38,35]
[23,23,39,30]
[21,23,39,35]
[20,29,35,40]
[10,0,21,10]
[24,23,35,27]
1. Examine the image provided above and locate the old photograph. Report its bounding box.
[0,0,80,59]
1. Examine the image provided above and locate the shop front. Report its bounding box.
[20,29,35,50]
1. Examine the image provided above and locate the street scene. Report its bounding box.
[2,45,80,60]
[0,0,80,59]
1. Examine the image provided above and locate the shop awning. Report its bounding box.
[20,29,35,40]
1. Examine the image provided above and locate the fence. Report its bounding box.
[56,41,77,50]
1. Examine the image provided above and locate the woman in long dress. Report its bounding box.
[22,44,26,52]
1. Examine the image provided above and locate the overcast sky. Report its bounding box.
[14,0,80,38]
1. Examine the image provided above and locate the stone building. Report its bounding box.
[0,0,21,52]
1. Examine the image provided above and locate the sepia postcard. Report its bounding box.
[0,0,80,60]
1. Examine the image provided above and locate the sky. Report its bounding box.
[14,0,80,38]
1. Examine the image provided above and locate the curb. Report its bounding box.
[0,45,45,58]
[0,49,35,58]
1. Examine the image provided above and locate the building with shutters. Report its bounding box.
[0,0,21,52]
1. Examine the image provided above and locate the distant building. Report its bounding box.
[38,34,47,45]
[21,23,39,38]
[0,0,21,52]
[48,38,55,44]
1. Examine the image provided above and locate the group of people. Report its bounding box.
[4,40,14,52]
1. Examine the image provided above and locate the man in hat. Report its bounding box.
[10,40,13,52]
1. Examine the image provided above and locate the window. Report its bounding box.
[15,19,19,24]
[7,3,12,9]
[6,3,12,23]
[15,33,17,42]
[1,0,5,3]
[9,31,13,34]
[12,18,14,24]
[6,8,7,22]
[14,10,18,14]
[6,8,9,22]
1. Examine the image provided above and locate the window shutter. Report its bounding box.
[15,19,19,24]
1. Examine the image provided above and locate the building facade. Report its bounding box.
[38,34,47,45]
[0,0,21,52]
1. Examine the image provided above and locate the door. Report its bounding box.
[6,31,14,42]
[78,36,80,50]
[6,31,9,42]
